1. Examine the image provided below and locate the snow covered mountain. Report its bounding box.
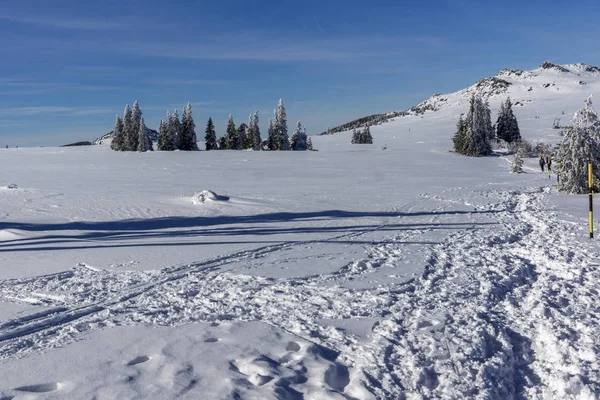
[322,62,600,138]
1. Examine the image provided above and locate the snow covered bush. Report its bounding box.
[553,118,561,129]
[511,148,524,173]
[555,95,600,193]
[506,140,552,158]
[290,121,308,150]
[191,190,229,204]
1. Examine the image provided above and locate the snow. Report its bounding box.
[0,63,599,399]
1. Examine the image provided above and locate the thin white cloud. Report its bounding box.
[146,79,230,85]
[0,12,130,31]
[0,106,113,117]
[313,17,325,34]
[73,108,113,116]
[0,78,120,93]
[144,101,216,112]
[75,33,376,62]
[0,106,74,116]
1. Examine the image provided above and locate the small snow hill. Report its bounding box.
[93,127,159,146]
[322,62,600,145]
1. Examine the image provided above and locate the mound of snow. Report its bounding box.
[191,190,230,204]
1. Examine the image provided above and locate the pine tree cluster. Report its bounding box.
[111,101,153,152]
[211,99,307,151]
[111,98,314,153]
[157,103,198,151]
[351,126,373,144]
[555,95,600,193]
[453,95,493,156]
[496,98,521,143]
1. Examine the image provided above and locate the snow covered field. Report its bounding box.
[1,63,599,399]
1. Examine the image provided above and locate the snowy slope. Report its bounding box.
[0,63,599,399]
[327,62,600,144]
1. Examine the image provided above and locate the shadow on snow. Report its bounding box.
[0,209,499,253]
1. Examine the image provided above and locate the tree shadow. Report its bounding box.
[0,209,499,253]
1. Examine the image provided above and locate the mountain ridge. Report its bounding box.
[319,61,600,136]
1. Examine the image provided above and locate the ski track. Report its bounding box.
[0,186,598,399]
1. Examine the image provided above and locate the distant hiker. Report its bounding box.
[539,155,546,172]
[546,156,552,171]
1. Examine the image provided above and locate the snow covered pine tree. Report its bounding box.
[205,117,217,151]
[225,114,241,150]
[290,121,308,150]
[496,98,521,143]
[111,115,125,151]
[556,95,600,193]
[453,95,492,156]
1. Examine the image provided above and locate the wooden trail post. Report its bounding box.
[589,163,594,239]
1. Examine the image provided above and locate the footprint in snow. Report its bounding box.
[14,382,59,393]
[285,341,301,352]
[127,355,150,366]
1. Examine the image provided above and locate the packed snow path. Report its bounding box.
[0,186,598,399]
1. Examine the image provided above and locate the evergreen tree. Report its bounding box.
[132,101,142,128]
[351,126,373,144]
[127,101,141,152]
[157,119,172,151]
[274,99,290,150]
[180,103,199,150]
[351,128,360,144]
[122,105,133,151]
[166,111,178,151]
[307,136,314,151]
[243,114,253,149]
[456,95,491,156]
[218,136,227,150]
[137,117,152,152]
[453,114,467,153]
[111,115,125,151]
[512,146,524,173]
[495,101,507,142]
[496,98,521,143]
[205,117,217,150]
[237,123,248,149]
[505,98,521,143]
[290,121,308,150]
[171,110,181,150]
[225,114,241,150]
[251,111,262,150]
[363,125,373,144]
[267,118,276,150]
[556,95,600,193]
[484,100,495,141]
[245,111,261,150]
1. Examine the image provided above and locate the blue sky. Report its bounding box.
[0,0,599,147]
